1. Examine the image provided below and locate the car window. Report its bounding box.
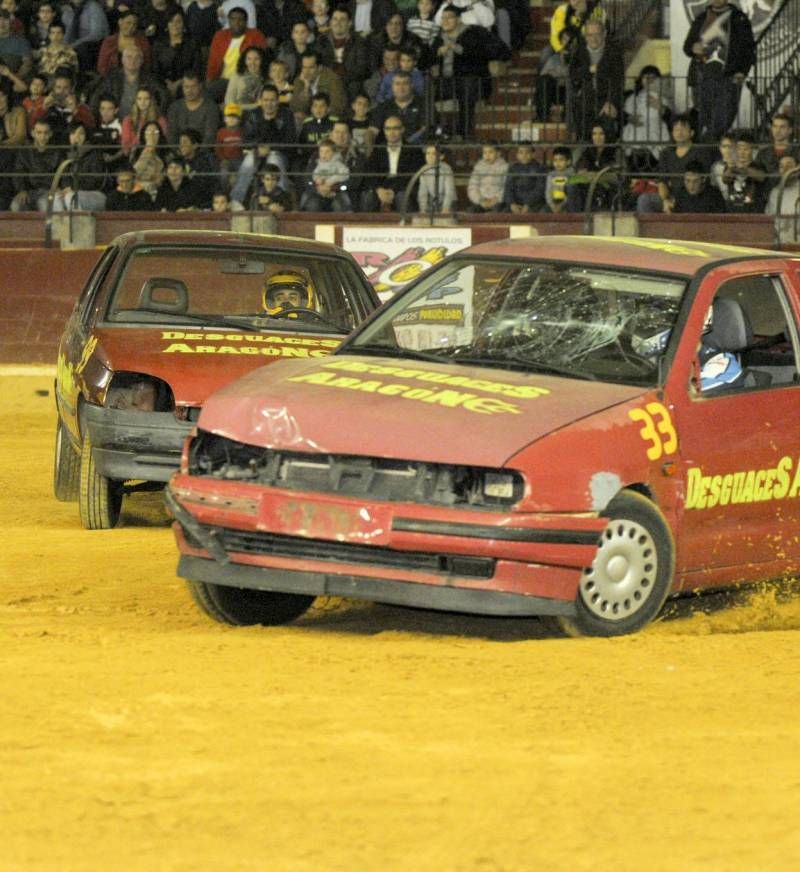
[77,246,119,325]
[349,258,687,386]
[697,274,799,394]
[104,247,363,333]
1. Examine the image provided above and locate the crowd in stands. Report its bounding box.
[0,0,797,222]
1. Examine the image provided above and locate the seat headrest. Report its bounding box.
[706,297,752,353]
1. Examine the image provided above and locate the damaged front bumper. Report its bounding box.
[83,404,192,482]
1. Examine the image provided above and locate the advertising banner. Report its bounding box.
[341,226,473,302]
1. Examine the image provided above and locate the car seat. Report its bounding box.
[138,278,189,314]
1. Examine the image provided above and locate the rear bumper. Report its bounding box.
[83,404,192,482]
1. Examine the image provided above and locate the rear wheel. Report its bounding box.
[79,435,123,529]
[188,580,315,626]
[546,490,674,637]
[53,418,80,501]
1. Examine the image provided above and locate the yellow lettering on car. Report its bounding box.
[629,403,678,461]
[684,456,798,510]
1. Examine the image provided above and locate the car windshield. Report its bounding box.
[346,258,688,385]
[104,246,365,333]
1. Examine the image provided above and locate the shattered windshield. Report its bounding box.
[347,259,687,385]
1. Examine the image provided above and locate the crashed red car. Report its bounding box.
[54,230,378,529]
[168,236,800,636]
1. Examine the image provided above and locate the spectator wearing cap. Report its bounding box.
[152,7,202,100]
[215,101,244,179]
[0,7,33,82]
[224,44,268,112]
[206,6,268,102]
[97,8,152,77]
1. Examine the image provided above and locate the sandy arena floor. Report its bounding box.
[2,372,800,872]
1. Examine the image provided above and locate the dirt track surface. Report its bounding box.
[3,372,800,872]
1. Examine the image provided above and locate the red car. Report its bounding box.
[54,230,378,529]
[167,236,800,636]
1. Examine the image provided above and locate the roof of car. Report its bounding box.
[466,236,786,276]
[110,229,350,256]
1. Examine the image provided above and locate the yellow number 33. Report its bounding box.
[628,402,678,460]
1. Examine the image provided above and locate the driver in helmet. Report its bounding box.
[263,270,317,315]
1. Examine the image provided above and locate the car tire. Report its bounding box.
[54,419,80,502]
[187,580,315,626]
[545,490,675,637]
[79,434,123,529]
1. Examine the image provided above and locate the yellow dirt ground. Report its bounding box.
[2,373,800,872]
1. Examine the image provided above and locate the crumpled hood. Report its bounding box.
[93,327,341,405]
[198,354,647,467]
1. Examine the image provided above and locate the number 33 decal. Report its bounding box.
[628,402,678,460]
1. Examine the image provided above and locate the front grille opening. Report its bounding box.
[188,430,523,510]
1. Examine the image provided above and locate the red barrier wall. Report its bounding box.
[0,249,101,364]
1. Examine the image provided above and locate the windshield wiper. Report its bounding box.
[111,310,345,333]
[341,343,447,363]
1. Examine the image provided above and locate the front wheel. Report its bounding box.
[79,434,123,529]
[53,418,80,501]
[548,490,675,637]
[188,580,315,626]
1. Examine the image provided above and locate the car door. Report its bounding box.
[667,264,800,587]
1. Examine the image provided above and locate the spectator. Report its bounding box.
[309,0,331,38]
[329,117,365,205]
[154,153,206,209]
[33,69,95,144]
[376,47,424,102]
[621,65,671,170]
[91,93,126,177]
[348,90,371,155]
[545,144,573,213]
[138,0,179,46]
[363,44,398,101]
[38,20,80,78]
[549,0,604,53]
[722,133,767,213]
[120,85,166,153]
[434,0,495,30]
[224,45,267,112]
[267,58,293,103]
[0,7,32,83]
[755,113,800,191]
[105,165,153,209]
[178,127,218,206]
[185,0,219,53]
[166,71,220,143]
[215,101,244,178]
[360,114,422,211]
[61,0,109,73]
[254,0,307,50]
[673,161,725,213]
[710,132,734,199]
[97,8,151,77]
[636,113,712,213]
[567,120,619,210]
[568,17,624,141]
[366,11,424,72]
[346,0,398,38]
[275,19,312,81]
[502,141,545,213]
[252,162,293,212]
[230,83,294,206]
[211,189,230,211]
[206,6,268,102]
[467,142,507,212]
[684,0,755,143]
[300,136,350,210]
[418,141,456,214]
[535,25,574,124]
[430,5,490,140]
[22,73,47,129]
[289,49,347,120]
[217,0,257,30]
[296,91,337,166]
[369,70,426,143]
[92,44,166,120]
[131,118,165,196]
[30,1,57,55]
[315,5,370,102]
[11,118,60,211]
[152,7,202,100]
[51,119,108,211]
[407,0,440,49]
[765,154,800,244]
[0,85,25,207]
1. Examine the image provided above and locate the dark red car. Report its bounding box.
[167,237,800,636]
[54,230,378,529]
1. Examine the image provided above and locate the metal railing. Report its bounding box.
[751,0,800,135]
[771,164,800,248]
